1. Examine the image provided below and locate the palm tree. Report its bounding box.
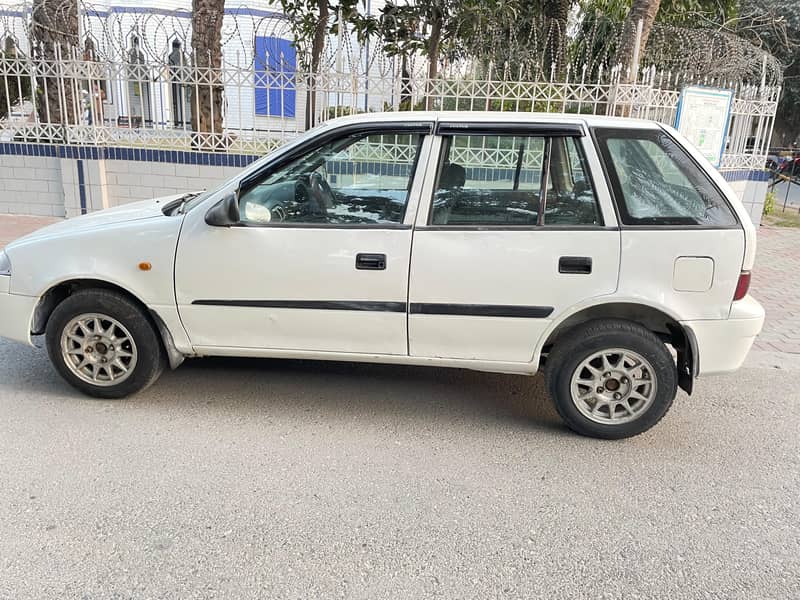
[542,0,571,77]
[616,0,663,79]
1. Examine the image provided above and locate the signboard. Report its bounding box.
[674,86,734,168]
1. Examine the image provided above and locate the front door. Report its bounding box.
[408,124,621,363]
[175,124,432,355]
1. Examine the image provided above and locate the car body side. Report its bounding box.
[0,112,764,384]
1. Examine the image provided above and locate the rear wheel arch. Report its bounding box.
[538,301,696,394]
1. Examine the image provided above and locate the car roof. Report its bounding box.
[322,110,661,131]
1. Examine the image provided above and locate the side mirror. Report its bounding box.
[205,191,240,227]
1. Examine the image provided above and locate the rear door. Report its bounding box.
[592,126,745,321]
[407,122,621,363]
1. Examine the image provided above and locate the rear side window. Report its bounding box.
[594,128,737,227]
[430,134,601,226]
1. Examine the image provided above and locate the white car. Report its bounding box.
[0,112,765,438]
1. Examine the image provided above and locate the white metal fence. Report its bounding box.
[0,0,783,170]
[1,51,782,169]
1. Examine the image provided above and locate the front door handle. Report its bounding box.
[356,253,387,270]
[559,256,592,274]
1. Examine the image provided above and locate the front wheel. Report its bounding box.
[45,289,165,399]
[545,319,678,439]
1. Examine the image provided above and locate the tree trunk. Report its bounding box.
[31,0,79,130]
[542,0,570,79]
[425,10,443,110]
[616,0,662,81]
[399,53,412,109]
[191,0,225,150]
[306,0,329,129]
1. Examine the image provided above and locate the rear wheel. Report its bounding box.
[46,289,165,399]
[545,320,678,439]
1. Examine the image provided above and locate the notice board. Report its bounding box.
[674,86,734,168]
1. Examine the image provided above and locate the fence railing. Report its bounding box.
[0,51,782,170]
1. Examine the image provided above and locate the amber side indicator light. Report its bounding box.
[733,271,751,301]
[138,262,152,271]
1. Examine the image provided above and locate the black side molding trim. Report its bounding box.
[192,300,406,312]
[410,303,554,318]
[192,300,555,318]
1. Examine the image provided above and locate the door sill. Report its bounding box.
[191,345,537,375]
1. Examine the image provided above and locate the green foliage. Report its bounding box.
[657,0,739,26]
[579,0,628,21]
[279,0,467,75]
[573,3,626,75]
[369,2,425,59]
[278,0,326,71]
[763,190,776,216]
[324,105,366,119]
[350,0,479,65]
[279,0,795,137]
[579,0,740,25]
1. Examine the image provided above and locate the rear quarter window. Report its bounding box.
[593,127,738,227]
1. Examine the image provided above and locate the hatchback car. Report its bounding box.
[0,112,764,439]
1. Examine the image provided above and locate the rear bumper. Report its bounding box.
[0,278,37,346]
[682,295,765,376]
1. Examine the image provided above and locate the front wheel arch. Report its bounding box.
[32,279,183,369]
[45,288,166,398]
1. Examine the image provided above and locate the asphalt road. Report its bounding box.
[772,179,800,209]
[1,339,798,599]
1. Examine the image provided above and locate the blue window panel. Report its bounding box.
[254,36,296,118]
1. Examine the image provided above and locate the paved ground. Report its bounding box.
[1,350,799,599]
[0,215,60,249]
[1,215,799,598]
[751,226,800,354]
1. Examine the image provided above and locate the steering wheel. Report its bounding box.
[309,172,335,217]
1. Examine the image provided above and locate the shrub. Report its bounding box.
[763,190,776,216]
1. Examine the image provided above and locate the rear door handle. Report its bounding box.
[356,253,387,270]
[559,256,592,274]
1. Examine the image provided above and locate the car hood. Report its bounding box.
[7,193,195,248]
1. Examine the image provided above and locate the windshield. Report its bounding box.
[180,122,333,213]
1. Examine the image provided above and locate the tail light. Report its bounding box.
[733,271,751,301]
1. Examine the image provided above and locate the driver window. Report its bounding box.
[238,131,423,225]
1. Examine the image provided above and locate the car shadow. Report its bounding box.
[152,356,565,433]
[3,340,566,435]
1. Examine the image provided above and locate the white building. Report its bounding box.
[0,0,388,135]
[0,0,307,133]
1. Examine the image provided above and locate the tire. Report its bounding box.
[545,319,678,439]
[45,289,165,399]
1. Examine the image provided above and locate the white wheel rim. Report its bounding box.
[569,348,658,425]
[60,313,138,387]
